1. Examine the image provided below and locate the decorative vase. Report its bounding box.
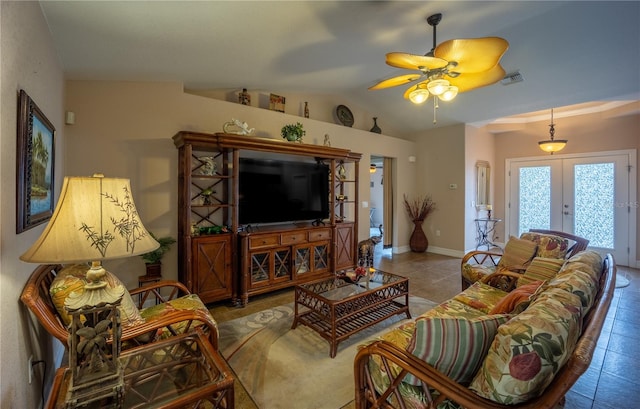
[370,117,382,134]
[409,220,428,252]
[239,88,251,105]
[304,101,309,118]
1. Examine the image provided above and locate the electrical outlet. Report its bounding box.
[436,230,441,237]
[28,355,33,384]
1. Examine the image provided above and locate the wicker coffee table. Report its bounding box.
[291,270,410,358]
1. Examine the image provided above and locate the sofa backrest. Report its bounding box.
[527,229,589,259]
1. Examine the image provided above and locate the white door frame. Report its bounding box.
[505,149,637,267]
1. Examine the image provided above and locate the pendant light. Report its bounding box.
[538,109,567,154]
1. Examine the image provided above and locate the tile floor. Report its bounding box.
[209,248,639,409]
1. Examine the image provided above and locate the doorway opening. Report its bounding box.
[370,156,391,259]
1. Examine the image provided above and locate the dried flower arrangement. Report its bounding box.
[403,194,436,221]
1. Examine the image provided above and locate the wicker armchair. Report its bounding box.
[461,229,589,290]
[21,264,219,351]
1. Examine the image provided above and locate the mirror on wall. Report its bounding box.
[476,161,490,209]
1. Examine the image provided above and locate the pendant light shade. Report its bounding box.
[409,85,430,104]
[538,109,567,154]
[427,79,450,96]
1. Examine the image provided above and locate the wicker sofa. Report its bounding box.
[461,229,589,291]
[21,263,219,351]
[354,250,615,409]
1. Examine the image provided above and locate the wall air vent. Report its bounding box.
[501,71,524,85]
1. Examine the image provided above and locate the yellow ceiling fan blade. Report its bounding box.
[447,64,506,93]
[369,73,423,90]
[385,52,448,71]
[434,37,509,73]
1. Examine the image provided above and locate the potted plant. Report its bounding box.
[281,122,305,142]
[140,232,176,278]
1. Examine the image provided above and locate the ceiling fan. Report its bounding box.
[369,13,509,112]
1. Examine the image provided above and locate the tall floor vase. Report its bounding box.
[409,220,428,252]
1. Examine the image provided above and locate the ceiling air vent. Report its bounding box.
[501,71,524,85]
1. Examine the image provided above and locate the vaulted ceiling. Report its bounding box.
[39,1,639,136]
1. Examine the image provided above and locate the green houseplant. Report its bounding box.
[281,122,305,142]
[140,232,176,278]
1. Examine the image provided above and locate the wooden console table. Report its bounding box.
[46,330,234,409]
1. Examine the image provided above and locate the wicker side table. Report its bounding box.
[46,329,234,409]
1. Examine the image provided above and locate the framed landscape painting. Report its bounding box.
[16,89,55,233]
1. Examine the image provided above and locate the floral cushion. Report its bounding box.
[490,281,544,314]
[520,232,569,259]
[469,287,583,404]
[139,293,217,341]
[453,281,509,314]
[517,257,565,287]
[405,314,512,386]
[561,251,603,282]
[497,236,538,272]
[49,264,144,327]
[461,263,496,284]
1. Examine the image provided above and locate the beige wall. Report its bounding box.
[64,80,419,282]
[1,2,65,407]
[492,110,640,263]
[464,126,496,252]
[410,124,467,255]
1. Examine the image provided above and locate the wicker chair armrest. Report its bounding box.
[355,340,506,409]
[128,280,191,309]
[479,270,523,292]
[355,340,567,409]
[461,251,503,268]
[122,308,219,350]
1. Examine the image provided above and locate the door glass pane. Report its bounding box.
[574,163,614,248]
[519,166,551,235]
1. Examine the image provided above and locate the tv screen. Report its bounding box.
[239,158,330,225]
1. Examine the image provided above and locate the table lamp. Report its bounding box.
[20,174,159,406]
[20,174,159,304]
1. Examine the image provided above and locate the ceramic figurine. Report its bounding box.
[324,134,331,146]
[223,118,254,135]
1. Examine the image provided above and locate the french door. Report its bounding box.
[507,151,634,265]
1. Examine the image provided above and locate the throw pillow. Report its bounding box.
[405,314,512,386]
[50,264,145,327]
[520,232,569,259]
[517,257,565,287]
[497,236,538,272]
[489,281,545,314]
[469,289,582,405]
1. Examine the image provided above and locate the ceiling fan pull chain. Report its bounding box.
[433,97,440,124]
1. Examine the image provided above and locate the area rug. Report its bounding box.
[217,296,437,409]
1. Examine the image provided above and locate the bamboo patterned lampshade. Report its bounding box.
[20,174,159,264]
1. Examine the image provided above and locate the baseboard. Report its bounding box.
[392,245,465,259]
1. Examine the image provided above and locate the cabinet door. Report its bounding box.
[294,246,311,275]
[273,248,292,282]
[312,242,330,274]
[249,251,271,288]
[334,223,355,270]
[191,235,233,302]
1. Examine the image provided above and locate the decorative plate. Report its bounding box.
[336,105,354,127]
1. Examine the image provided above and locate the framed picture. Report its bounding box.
[269,93,286,113]
[16,89,56,233]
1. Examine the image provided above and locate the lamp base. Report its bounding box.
[65,261,125,311]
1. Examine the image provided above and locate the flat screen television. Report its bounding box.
[239,158,330,225]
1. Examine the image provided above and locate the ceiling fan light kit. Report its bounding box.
[369,12,509,123]
[538,108,568,154]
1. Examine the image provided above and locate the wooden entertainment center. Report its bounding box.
[173,131,361,306]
